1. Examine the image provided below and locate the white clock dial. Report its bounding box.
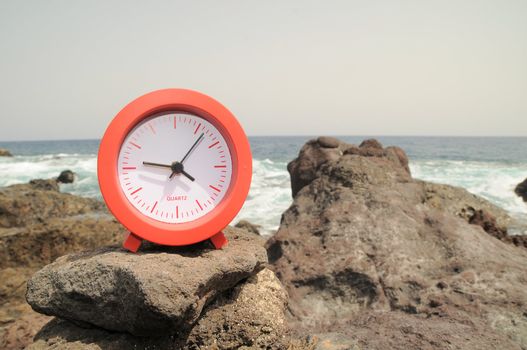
[117,111,233,223]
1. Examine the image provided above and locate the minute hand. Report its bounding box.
[180,133,204,163]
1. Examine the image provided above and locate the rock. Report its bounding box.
[467,208,508,239]
[385,146,411,174]
[185,268,288,349]
[343,140,411,174]
[0,181,105,228]
[310,333,360,350]
[0,181,122,349]
[317,136,340,149]
[357,138,385,157]
[0,312,51,350]
[0,149,13,157]
[287,139,346,198]
[56,170,75,184]
[515,178,527,202]
[0,216,123,269]
[267,137,527,348]
[326,311,523,350]
[26,268,288,349]
[26,226,267,336]
[235,219,261,235]
[26,318,174,350]
[424,182,511,229]
[288,138,414,198]
[28,179,59,192]
[359,138,383,150]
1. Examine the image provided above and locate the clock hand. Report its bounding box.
[142,161,172,168]
[143,161,195,181]
[160,161,195,182]
[180,169,195,181]
[180,133,204,164]
[168,168,195,181]
[168,132,204,179]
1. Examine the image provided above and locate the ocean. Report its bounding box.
[1,136,526,235]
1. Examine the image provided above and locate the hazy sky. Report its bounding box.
[0,0,526,141]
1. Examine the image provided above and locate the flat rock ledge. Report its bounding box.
[26,227,268,337]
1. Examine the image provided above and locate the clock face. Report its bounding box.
[117,111,233,224]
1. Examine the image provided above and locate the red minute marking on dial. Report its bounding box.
[131,187,142,195]
[209,185,221,192]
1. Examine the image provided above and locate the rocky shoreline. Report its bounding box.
[0,176,124,349]
[0,138,526,349]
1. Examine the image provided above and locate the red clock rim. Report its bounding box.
[97,88,252,246]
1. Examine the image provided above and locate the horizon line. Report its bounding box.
[1,134,527,143]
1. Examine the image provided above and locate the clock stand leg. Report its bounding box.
[210,231,228,249]
[123,232,142,253]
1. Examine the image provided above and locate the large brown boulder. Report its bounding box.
[267,137,527,349]
[26,227,268,336]
[181,268,288,348]
[26,268,288,349]
[23,221,291,349]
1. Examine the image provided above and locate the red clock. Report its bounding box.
[98,89,252,252]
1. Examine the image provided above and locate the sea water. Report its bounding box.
[1,137,526,235]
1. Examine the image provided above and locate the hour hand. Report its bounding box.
[142,161,172,168]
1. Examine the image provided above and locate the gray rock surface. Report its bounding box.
[26,268,288,349]
[185,268,288,349]
[306,311,522,350]
[26,227,268,336]
[267,137,527,349]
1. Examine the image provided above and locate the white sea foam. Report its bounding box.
[0,155,293,234]
[411,160,527,234]
[234,159,292,234]
[1,154,525,235]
